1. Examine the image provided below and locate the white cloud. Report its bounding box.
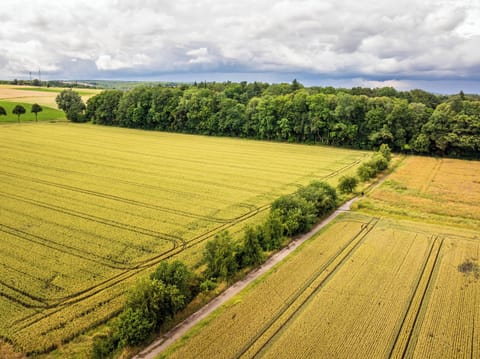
[0,0,479,90]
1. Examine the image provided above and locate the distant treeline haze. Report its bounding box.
[85,81,480,157]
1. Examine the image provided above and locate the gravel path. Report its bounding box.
[133,197,359,359]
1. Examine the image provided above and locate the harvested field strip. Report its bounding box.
[238,218,379,358]
[358,156,480,228]
[389,236,444,358]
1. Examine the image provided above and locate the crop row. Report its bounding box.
[0,167,240,223]
[0,123,364,178]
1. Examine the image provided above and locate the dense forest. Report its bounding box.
[84,81,480,157]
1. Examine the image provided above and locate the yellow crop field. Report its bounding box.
[356,156,480,228]
[405,236,480,358]
[165,216,370,358]
[165,214,480,359]
[0,122,369,353]
[0,84,101,108]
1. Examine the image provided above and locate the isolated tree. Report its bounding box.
[31,103,43,122]
[12,104,26,122]
[56,89,86,122]
[0,106,6,117]
[338,176,358,194]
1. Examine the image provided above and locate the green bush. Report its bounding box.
[378,143,392,162]
[338,176,358,194]
[370,154,388,171]
[151,260,196,301]
[237,226,264,267]
[199,278,218,292]
[116,307,154,347]
[127,278,185,330]
[203,231,239,280]
[296,181,337,216]
[357,162,377,181]
[258,211,284,250]
[91,333,118,359]
[271,193,316,236]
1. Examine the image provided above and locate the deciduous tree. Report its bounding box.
[12,104,26,122]
[56,90,86,122]
[31,103,42,122]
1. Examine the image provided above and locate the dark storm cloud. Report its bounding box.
[1,0,479,92]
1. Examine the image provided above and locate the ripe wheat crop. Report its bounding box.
[165,214,480,359]
[0,122,368,353]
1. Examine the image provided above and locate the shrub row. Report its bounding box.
[338,144,392,194]
[92,261,198,358]
[203,181,338,282]
[92,181,337,357]
[93,146,392,357]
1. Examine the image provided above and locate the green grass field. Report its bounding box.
[0,100,65,122]
[9,86,100,96]
[0,122,369,354]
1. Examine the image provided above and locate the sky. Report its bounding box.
[1,0,479,93]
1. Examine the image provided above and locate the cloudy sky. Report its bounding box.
[1,0,479,93]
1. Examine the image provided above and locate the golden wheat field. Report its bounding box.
[0,122,369,353]
[0,84,100,108]
[356,156,480,228]
[164,213,480,359]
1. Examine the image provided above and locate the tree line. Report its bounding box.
[92,147,391,358]
[0,103,43,122]
[61,81,480,158]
